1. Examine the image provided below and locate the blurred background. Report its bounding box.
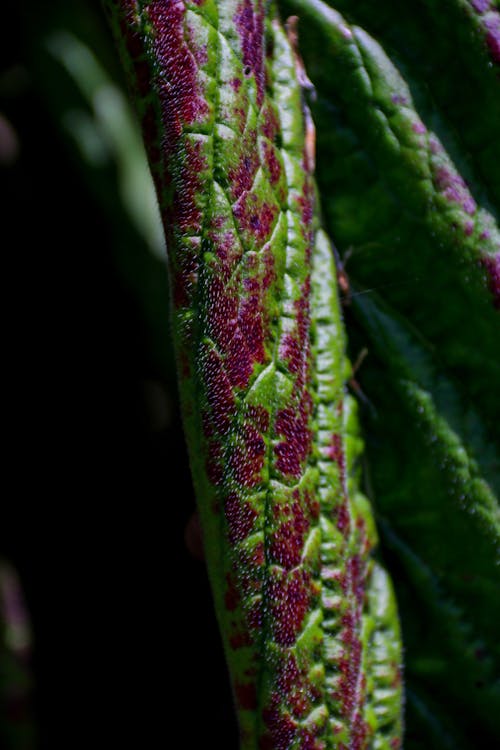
[1,1,238,747]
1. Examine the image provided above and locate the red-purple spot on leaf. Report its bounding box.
[411,121,426,135]
[349,555,366,608]
[262,242,277,290]
[304,489,321,520]
[238,285,266,364]
[225,491,259,544]
[119,7,143,60]
[326,432,343,466]
[235,682,258,709]
[247,404,270,433]
[279,334,302,375]
[300,731,326,750]
[262,696,299,750]
[202,348,236,432]
[233,192,279,244]
[209,228,242,277]
[230,423,266,487]
[335,554,368,723]
[225,572,240,611]
[351,711,370,750]
[261,139,282,185]
[269,500,310,569]
[429,136,441,156]
[242,540,265,571]
[480,253,500,308]
[275,652,314,720]
[336,501,350,534]
[484,14,500,64]
[338,637,363,719]
[228,144,259,201]
[229,629,253,650]
[172,238,199,308]
[259,100,281,143]
[149,1,209,136]
[205,439,224,485]
[279,277,311,375]
[391,662,403,687]
[296,186,314,235]
[225,329,254,389]
[275,405,313,479]
[268,568,311,646]
[472,0,491,12]
[174,138,207,232]
[247,598,263,630]
[235,0,265,106]
[435,166,477,215]
[391,93,408,106]
[205,274,239,350]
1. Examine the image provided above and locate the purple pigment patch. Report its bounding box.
[435,166,477,215]
[336,553,367,736]
[171,236,199,308]
[471,0,491,14]
[225,491,259,543]
[326,433,346,482]
[279,277,311,374]
[391,93,408,106]
[480,253,500,308]
[238,282,266,364]
[225,330,254,389]
[274,653,314,719]
[274,404,313,478]
[234,682,258,709]
[268,567,312,646]
[247,404,270,432]
[174,138,207,232]
[261,699,298,750]
[224,571,240,611]
[202,348,237,432]
[234,0,266,106]
[269,499,310,569]
[484,14,500,64]
[259,100,281,142]
[205,438,223,485]
[228,138,259,201]
[205,274,239,348]
[230,423,266,487]
[148,2,210,139]
[261,139,282,185]
[233,193,279,244]
[230,629,253,650]
[411,121,426,135]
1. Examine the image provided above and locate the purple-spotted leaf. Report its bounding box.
[104,2,403,748]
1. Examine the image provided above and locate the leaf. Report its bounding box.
[104,1,403,747]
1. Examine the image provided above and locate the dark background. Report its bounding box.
[2,2,238,747]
